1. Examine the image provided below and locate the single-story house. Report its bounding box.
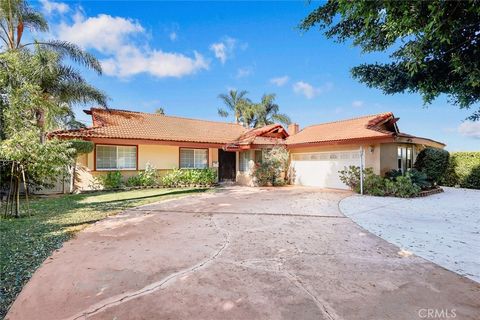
[50,108,444,190]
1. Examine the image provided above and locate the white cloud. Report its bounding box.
[458,121,480,139]
[57,14,144,53]
[209,37,237,64]
[270,76,289,87]
[169,32,177,41]
[352,100,364,108]
[293,81,333,99]
[101,47,208,78]
[40,0,69,15]
[236,67,253,79]
[55,13,208,78]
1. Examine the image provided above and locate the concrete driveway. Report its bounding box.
[7,187,480,320]
[340,187,480,283]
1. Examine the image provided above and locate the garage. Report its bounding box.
[290,150,362,189]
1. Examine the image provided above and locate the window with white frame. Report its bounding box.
[96,145,137,170]
[180,148,208,169]
[397,146,413,173]
[239,151,251,172]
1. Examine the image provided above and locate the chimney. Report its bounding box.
[288,123,299,135]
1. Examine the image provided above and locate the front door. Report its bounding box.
[219,149,236,181]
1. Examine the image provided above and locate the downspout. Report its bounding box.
[359,146,364,195]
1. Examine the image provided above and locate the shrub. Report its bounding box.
[99,171,123,189]
[252,146,289,186]
[125,163,159,187]
[363,169,386,196]
[414,147,449,186]
[385,169,402,180]
[338,165,361,192]
[126,175,142,187]
[408,168,430,189]
[442,152,480,189]
[393,173,421,197]
[138,163,158,186]
[339,166,420,197]
[253,162,277,186]
[161,168,217,188]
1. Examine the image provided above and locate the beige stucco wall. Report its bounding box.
[138,145,178,169]
[236,150,256,186]
[379,143,423,175]
[74,145,219,191]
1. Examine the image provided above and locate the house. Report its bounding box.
[50,108,444,190]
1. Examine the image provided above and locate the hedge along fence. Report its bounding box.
[442,152,480,189]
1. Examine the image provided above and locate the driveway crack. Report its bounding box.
[284,270,341,320]
[66,216,230,320]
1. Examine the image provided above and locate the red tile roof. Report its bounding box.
[286,112,397,146]
[50,108,248,144]
[50,109,444,148]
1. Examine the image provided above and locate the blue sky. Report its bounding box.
[36,0,480,151]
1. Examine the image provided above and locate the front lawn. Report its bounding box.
[0,187,208,318]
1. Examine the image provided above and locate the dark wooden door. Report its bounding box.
[219,149,236,181]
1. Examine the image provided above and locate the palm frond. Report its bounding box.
[22,11,48,32]
[272,113,291,125]
[56,82,108,107]
[31,40,102,74]
[217,107,229,118]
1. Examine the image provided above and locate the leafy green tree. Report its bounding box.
[0,130,73,217]
[300,1,480,120]
[218,89,249,124]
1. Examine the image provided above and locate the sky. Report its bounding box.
[33,0,480,151]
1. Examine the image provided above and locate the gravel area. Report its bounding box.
[340,187,480,282]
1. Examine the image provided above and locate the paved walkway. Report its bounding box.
[340,187,480,283]
[7,187,480,320]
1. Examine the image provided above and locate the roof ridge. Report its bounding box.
[90,107,246,128]
[296,112,394,133]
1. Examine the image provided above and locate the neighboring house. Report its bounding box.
[50,108,444,190]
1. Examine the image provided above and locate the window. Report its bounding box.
[397,146,414,173]
[406,147,413,169]
[397,147,403,172]
[180,148,208,169]
[96,145,137,170]
[239,151,251,172]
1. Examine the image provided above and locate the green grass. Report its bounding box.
[0,187,209,318]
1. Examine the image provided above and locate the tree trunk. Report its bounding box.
[36,109,46,143]
[14,177,20,218]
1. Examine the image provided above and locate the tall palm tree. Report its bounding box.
[251,93,291,128]
[218,89,249,124]
[0,0,106,142]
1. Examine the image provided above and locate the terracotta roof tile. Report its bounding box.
[286,112,396,146]
[50,108,247,144]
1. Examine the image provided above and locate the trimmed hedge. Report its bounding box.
[161,169,217,187]
[442,152,480,189]
[414,147,449,186]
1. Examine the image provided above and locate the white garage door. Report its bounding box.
[291,150,362,189]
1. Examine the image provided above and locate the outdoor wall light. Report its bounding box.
[369,145,375,153]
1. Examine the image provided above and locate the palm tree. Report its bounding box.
[218,89,249,124]
[251,93,291,128]
[0,0,106,142]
